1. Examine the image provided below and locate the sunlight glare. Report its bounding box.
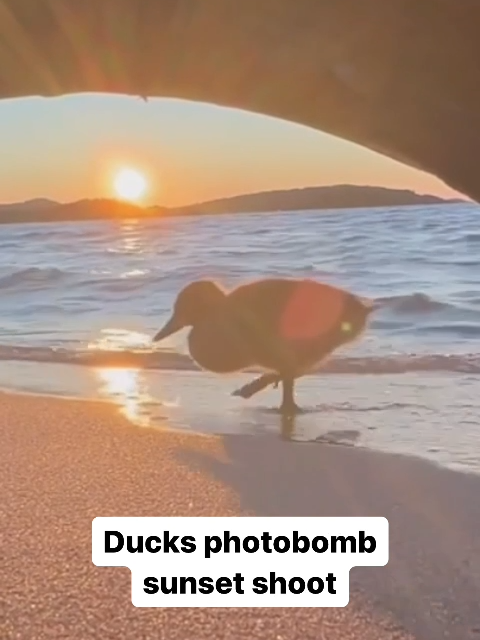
[114,167,148,202]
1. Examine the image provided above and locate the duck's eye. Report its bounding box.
[341,321,353,333]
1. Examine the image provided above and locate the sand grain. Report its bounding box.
[3,392,478,639]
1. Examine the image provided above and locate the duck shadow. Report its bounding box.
[176,430,480,640]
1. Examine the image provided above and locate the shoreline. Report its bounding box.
[0,361,478,477]
[3,391,480,638]
[0,384,468,474]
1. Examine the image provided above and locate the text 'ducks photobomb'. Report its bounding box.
[92,517,389,607]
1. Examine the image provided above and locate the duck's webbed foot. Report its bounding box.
[280,401,302,416]
[232,373,280,399]
[232,374,302,415]
[279,400,303,416]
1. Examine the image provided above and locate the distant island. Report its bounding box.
[0,185,464,225]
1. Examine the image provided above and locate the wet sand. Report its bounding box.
[2,392,480,639]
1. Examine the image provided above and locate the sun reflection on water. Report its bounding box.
[88,327,156,426]
[87,328,152,352]
[88,327,179,427]
[96,367,152,427]
[108,220,145,255]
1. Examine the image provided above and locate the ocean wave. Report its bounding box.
[0,267,67,290]
[0,344,479,374]
[462,232,480,243]
[377,292,450,313]
[413,323,480,338]
[1,206,479,366]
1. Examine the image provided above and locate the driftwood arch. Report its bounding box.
[1,0,479,201]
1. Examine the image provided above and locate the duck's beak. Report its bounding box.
[152,314,183,342]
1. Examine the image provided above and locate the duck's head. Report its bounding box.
[337,294,376,346]
[152,280,226,342]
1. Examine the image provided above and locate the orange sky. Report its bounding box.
[0,95,463,208]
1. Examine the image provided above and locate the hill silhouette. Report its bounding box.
[0,185,463,225]
[174,185,462,215]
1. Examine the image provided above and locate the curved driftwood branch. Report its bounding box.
[1,0,479,200]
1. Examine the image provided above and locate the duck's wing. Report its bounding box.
[278,280,346,340]
[228,279,349,371]
[187,316,258,374]
[228,278,299,328]
[227,279,301,371]
[230,279,346,337]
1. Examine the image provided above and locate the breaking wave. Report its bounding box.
[377,292,451,314]
[0,344,479,374]
[0,266,67,290]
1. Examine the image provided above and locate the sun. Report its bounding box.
[113,168,148,202]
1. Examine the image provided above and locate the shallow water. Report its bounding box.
[1,203,479,472]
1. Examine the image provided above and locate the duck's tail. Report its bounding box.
[232,373,281,399]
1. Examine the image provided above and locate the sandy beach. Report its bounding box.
[3,391,480,639]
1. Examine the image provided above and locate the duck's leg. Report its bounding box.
[232,373,280,399]
[280,377,301,415]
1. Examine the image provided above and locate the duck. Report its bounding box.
[152,278,374,415]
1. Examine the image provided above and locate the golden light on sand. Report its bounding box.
[113,167,148,202]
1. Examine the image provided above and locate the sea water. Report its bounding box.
[1,203,479,472]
